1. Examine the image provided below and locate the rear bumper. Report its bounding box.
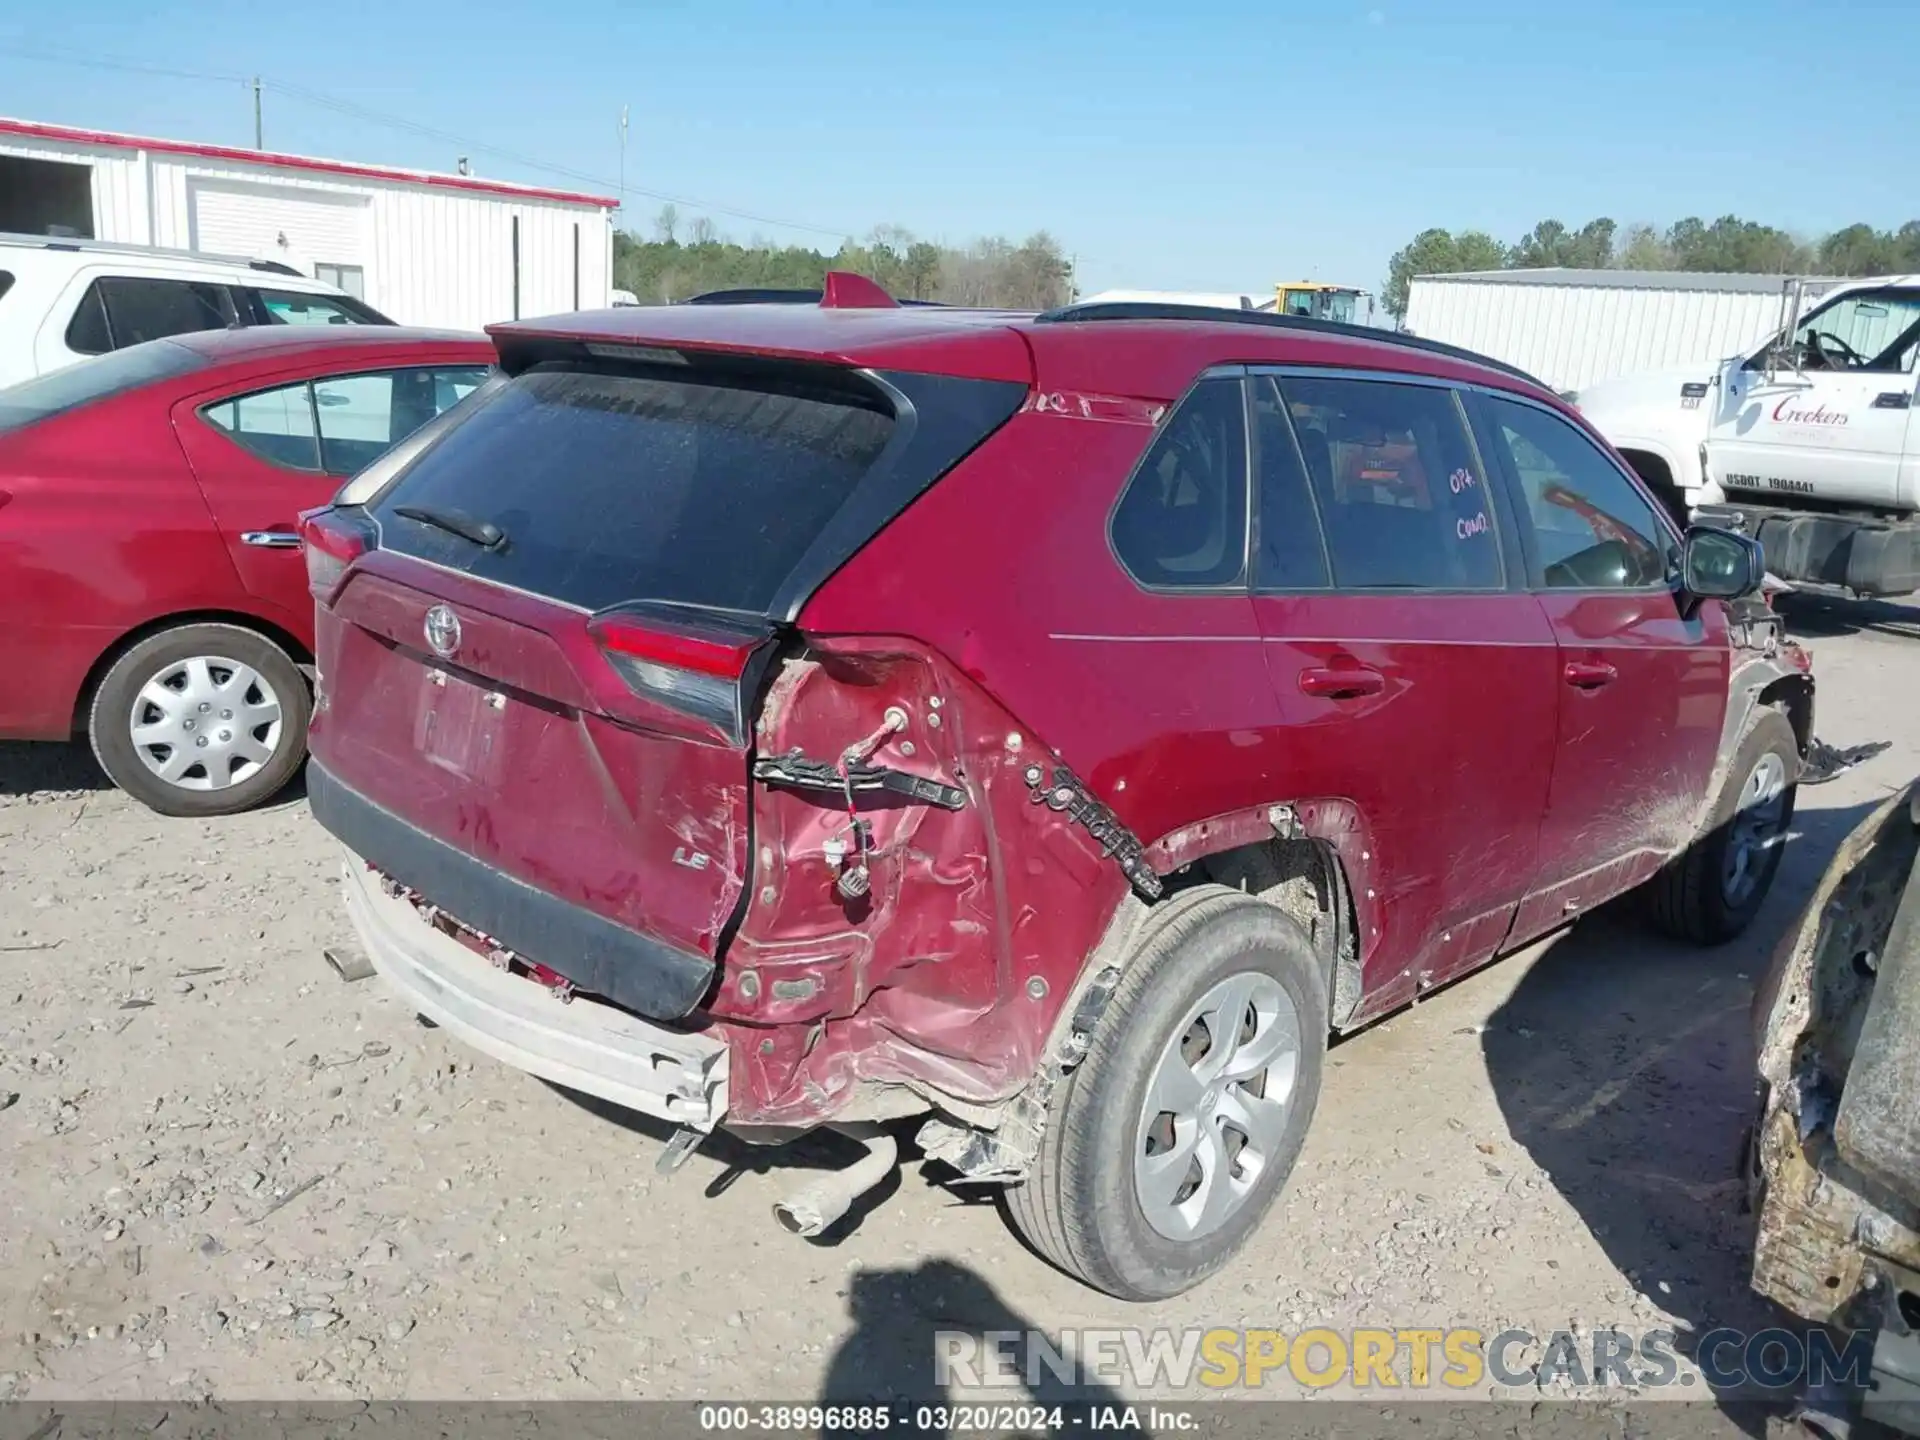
[306,760,716,1021]
[340,853,730,1129]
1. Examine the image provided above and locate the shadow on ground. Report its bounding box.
[0,740,311,809]
[817,1258,1138,1437]
[1483,796,1878,1428]
[1777,592,1920,642]
[0,740,112,797]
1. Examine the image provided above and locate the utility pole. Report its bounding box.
[618,106,629,222]
[252,78,263,149]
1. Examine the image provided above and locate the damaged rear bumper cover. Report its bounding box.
[339,855,730,1130]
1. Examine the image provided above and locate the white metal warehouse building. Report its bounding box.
[1403,268,1847,393]
[0,116,617,330]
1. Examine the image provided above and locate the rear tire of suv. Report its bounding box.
[1645,708,1799,945]
[1001,886,1327,1300]
[88,623,311,818]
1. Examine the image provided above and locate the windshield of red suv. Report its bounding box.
[0,337,207,434]
[367,359,900,614]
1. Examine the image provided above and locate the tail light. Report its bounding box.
[587,605,775,744]
[299,507,375,600]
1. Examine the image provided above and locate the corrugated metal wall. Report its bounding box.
[0,135,612,331]
[1404,277,1798,391]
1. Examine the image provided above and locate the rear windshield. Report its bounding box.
[0,338,207,434]
[370,363,897,614]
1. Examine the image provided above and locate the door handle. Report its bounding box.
[1873,392,1913,410]
[1299,666,1385,699]
[241,530,303,549]
[1563,660,1618,690]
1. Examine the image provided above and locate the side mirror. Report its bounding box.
[1681,526,1764,605]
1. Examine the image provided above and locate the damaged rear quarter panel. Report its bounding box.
[719,638,1130,1126]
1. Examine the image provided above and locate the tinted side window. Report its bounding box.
[1277,375,1502,590]
[65,282,112,355]
[202,381,321,471]
[1111,377,1248,589]
[1250,376,1329,589]
[0,271,15,305]
[99,278,234,348]
[1486,397,1671,590]
[313,366,492,476]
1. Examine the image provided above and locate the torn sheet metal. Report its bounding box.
[1749,781,1920,1339]
[1803,738,1894,786]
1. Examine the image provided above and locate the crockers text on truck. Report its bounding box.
[1573,277,1920,597]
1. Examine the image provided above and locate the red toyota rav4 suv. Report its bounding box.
[301,277,1812,1300]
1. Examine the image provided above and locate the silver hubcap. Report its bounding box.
[1722,751,1789,907]
[1135,971,1300,1242]
[129,655,283,792]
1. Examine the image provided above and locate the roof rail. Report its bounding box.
[0,230,323,278]
[683,284,946,309]
[1032,301,1546,389]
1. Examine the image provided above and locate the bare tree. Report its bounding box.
[654,204,679,244]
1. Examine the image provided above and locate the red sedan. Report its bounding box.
[0,326,495,815]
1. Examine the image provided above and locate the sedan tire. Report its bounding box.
[88,623,311,817]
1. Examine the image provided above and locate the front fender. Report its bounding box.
[1688,645,1814,845]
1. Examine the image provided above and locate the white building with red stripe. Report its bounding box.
[0,117,618,330]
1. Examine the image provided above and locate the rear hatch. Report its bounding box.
[305,330,1027,1021]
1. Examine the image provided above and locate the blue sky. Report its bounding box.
[2,1,1913,300]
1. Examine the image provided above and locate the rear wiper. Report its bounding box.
[392,504,506,550]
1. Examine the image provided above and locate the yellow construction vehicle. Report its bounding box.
[1275,281,1372,326]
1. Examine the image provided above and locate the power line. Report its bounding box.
[4,46,249,87]
[5,45,855,240]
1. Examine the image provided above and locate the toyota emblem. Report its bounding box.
[423,605,462,658]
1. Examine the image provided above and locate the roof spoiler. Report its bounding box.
[683,274,944,309]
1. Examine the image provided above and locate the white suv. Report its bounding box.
[0,234,393,389]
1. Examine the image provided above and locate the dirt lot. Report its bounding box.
[1,596,1915,1410]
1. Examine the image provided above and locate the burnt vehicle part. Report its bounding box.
[1749,781,1920,1433]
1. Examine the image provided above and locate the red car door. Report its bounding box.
[1246,371,1558,1012]
[1475,393,1731,945]
[172,360,491,643]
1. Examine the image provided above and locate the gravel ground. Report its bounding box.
[1,594,1914,1413]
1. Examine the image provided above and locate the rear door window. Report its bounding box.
[66,277,236,354]
[1250,376,1330,590]
[64,282,112,355]
[370,362,899,614]
[203,380,322,471]
[102,278,235,348]
[203,366,492,476]
[1109,376,1249,589]
[1274,374,1503,591]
